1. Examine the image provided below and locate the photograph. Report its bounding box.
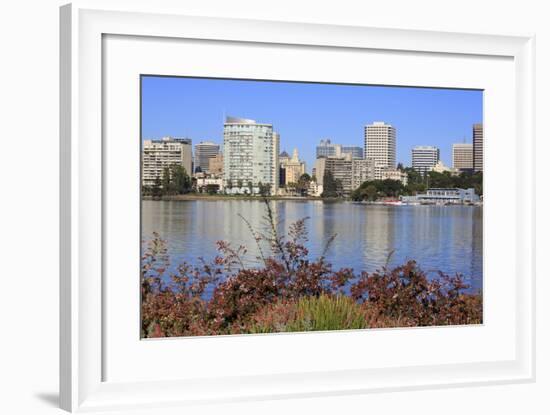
[140,76,484,338]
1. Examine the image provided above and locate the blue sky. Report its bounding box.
[141,76,482,172]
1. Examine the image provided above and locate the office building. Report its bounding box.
[412,146,440,176]
[280,148,306,185]
[194,141,220,173]
[208,153,224,177]
[473,123,483,172]
[452,143,473,171]
[342,145,364,159]
[142,137,192,188]
[364,121,397,179]
[223,116,278,194]
[316,139,342,158]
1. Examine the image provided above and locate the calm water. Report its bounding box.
[142,200,483,292]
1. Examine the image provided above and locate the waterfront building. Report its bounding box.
[351,158,376,190]
[223,116,278,194]
[402,188,479,204]
[142,136,192,188]
[412,146,440,176]
[208,153,224,177]
[473,123,483,172]
[430,160,459,176]
[194,141,220,173]
[364,121,396,179]
[380,167,408,186]
[323,156,353,194]
[272,132,280,194]
[195,176,224,193]
[280,148,306,185]
[452,143,473,171]
[342,145,364,159]
[316,139,342,158]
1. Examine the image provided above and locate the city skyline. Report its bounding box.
[141,76,483,172]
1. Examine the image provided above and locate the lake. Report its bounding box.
[141,199,483,293]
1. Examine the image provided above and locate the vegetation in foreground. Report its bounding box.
[141,198,482,338]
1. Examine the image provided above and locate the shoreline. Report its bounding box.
[141,194,482,206]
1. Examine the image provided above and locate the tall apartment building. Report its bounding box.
[272,132,280,194]
[473,123,483,172]
[194,141,220,173]
[223,116,278,194]
[142,137,192,188]
[351,158,375,190]
[316,139,342,158]
[452,143,473,171]
[364,121,396,179]
[412,146,440,176]
[280,148,306,185]
[342,145,364,159]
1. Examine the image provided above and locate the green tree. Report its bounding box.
[321,170,338,198]
[170,164,192,194]
[152,175,162,198]
[296,173,312,196]
[247,181,254,194]
[161,166,172,194]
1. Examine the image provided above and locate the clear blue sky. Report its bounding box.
[141,76,482,172]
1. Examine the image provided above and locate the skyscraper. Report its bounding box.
[452,143,473,171]
[223,116,278,194]
[342,145,364,159]
[316,139,342,158]
[364,121,396,179]
[473,123,483,172]
[142,137,192,188]
[194,141,220,173]
[412,146,440,176]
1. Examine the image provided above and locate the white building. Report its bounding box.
[142,137,192,188]
[473,123,483,173]
[380,167,408,186]
[431,160,459,176]
[194,141,220,173]
[452,143,473,171]
[412,146,440,176]
[223,116,278,194]
[364,122,397,179]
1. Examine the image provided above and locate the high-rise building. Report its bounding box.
[316,139,342,158]
[364,122,396,179]
[412,146,440,176]
[208,153,224,177]
[142,137,192,188]
[315,156,353,195]
[473,123,483,172]
[223,116,278,194]
[272,132,280,194]
[351,158,375,190]
[194,141,220,173]
[342,145,364,159]
[452,143,473,171]
[280,148,306,185]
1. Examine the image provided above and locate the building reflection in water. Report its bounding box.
[141,200,483,292]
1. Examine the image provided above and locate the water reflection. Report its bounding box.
[142,200,483,292]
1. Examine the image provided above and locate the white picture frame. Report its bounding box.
[60,1,535,412]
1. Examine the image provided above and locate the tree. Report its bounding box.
[171,164,192,194]
[161,166,172,194]
[247,181,254,195]
[321,170,338,198]
[237,179,243,190]
[152,175,162,198]
[296,173,312,196]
